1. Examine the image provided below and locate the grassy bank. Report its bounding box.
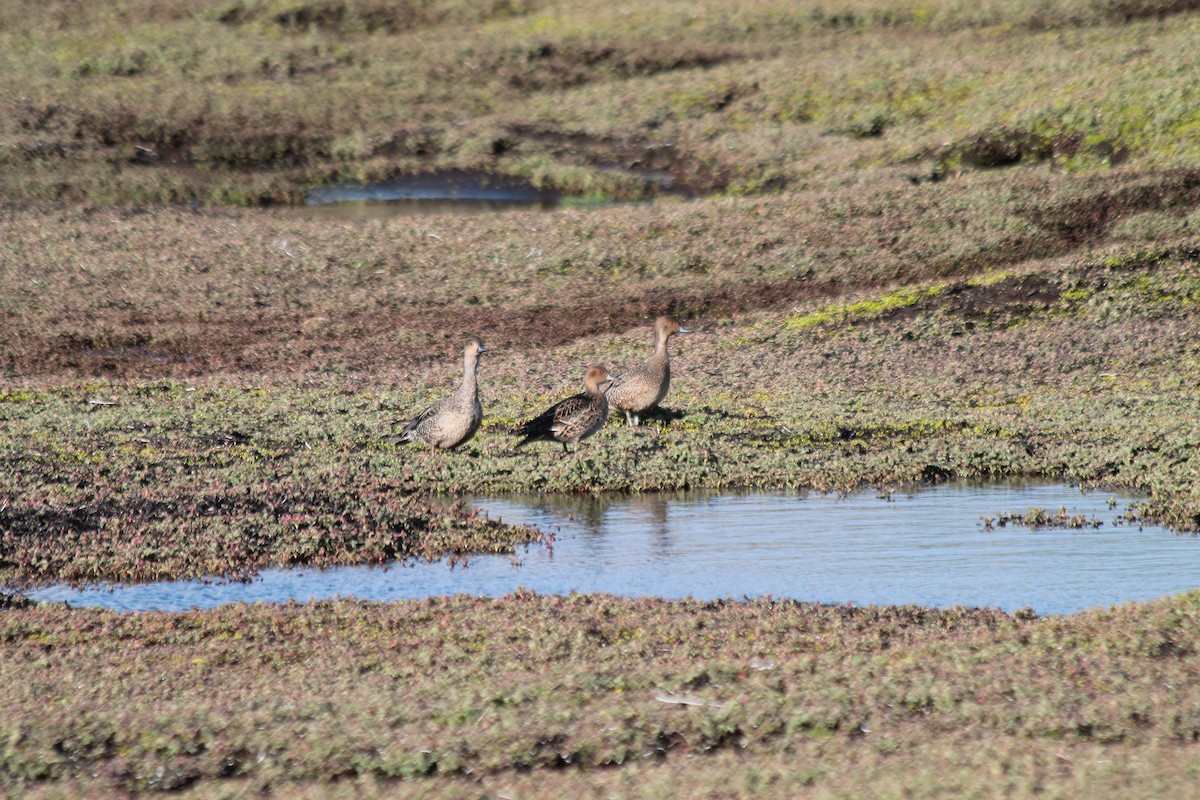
[3,593,1200,798]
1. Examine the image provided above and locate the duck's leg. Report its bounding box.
[625,410,636,427]
[561,442,571,454]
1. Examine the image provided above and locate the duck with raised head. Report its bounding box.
[396,336,489,450]
[606,315,692,427]
[513,365,614,453]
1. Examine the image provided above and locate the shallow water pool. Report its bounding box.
[26,482,1200,615]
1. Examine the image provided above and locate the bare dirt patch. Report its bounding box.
[501,41,741,91]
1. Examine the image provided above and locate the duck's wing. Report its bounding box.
[552,395,610,442]
[514,392,586,437]
[398,397,444,435]
[548,395,594,432]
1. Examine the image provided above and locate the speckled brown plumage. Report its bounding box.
[514,365,613,453]
[396,336,488,450]
[606,316,691,427]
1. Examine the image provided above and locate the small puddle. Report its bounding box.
[299,171,558,219]
[25,483,1200,615]
[295,169,687,220]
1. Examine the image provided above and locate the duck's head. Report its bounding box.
[464,336,489,358]
[655,315,693,339]
[584,365,614,395]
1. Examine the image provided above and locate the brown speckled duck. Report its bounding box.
[396,336,488,450]
[514,365,613,453]
[606,315,691,427]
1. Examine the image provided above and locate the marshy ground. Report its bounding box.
[4,0,1200,796]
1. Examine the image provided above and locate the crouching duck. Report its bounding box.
[513,365,613,453]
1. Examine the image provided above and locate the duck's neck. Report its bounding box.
[461,352,478,392]
[652,332,670,361]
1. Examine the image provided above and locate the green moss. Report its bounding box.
[965,270,1015,288]
[1059,287,1093,302]
[786,284,948,330]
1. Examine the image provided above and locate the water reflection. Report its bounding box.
[26,482,1200,615]
[496,491,705,558]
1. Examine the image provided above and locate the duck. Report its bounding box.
[606,315,691,427]
[395,336,488,450]
[513,365,614,453]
